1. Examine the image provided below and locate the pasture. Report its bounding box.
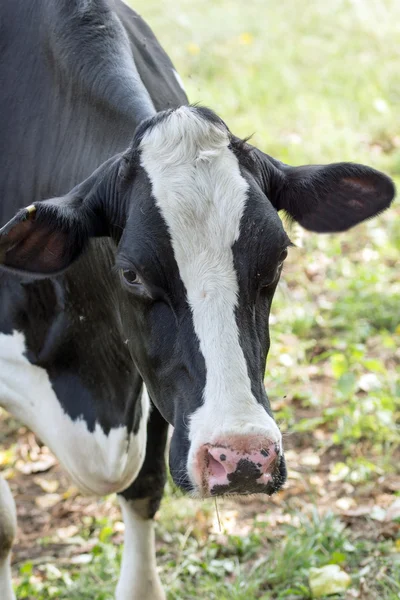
[1,0,399,598]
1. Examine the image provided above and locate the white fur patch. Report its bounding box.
[139,107,282,488]
[0,560,15,600]
[0,330,149,496]
[0,478,16,600]
[117,498,165,600]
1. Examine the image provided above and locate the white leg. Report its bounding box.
[0,478,17,600]
[116,497,165,600]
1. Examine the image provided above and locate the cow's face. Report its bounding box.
[115,108,291,496]
[0,106,394,498]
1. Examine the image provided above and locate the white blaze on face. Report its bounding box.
[139,107,282,481]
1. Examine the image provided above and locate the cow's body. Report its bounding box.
[0,1,395,599]
[0,1,185,598]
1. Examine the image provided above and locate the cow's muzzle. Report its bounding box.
[190,435,287,497]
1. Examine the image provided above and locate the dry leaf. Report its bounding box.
[342,505,372,518]
[382,476,400,493]
[16,455,56,474]
[309,565,351,597]
[300,452,321,467]
[385,498,400,522]
[336,497,356,512]
[35,493,61,509]
[357,373,381,392]
[370,506,387,522]
[56,525,79,540]
[70,554,92,565]
[33,477,59,493]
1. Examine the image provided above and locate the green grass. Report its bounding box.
[9,0,400,598]
[14,506,400,599]
[137,0,400,173]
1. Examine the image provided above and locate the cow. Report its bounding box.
[0,1,395,598]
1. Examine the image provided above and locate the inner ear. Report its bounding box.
[5,221,75,274]
[0,202,89,276]
[342,176,377,193]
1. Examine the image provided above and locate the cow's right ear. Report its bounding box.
[0,155,121,277]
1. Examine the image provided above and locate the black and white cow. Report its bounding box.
[0,1,395,598]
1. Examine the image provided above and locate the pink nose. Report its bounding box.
[193,438,280,495]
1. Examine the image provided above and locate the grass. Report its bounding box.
[6,0,400,598]
[13,504,400,599]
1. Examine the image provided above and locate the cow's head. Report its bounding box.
[0,106,394,497]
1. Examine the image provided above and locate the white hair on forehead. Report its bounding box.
[139,106,229,166]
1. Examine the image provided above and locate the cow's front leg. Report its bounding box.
[0,477,17,600]
[116,404,168,600]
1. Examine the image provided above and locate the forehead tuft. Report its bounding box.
[138,106,249,253]
[138,106,230,165]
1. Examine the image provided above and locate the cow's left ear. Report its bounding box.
[255,151,395,233]
[0,155,120,276]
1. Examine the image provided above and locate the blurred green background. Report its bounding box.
[6,0,400,598]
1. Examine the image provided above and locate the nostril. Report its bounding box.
[207,451,227,478]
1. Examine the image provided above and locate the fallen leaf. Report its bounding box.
[16,455,56,474]
[287,469,303,480]
[33,477,59,493]
[300,452,320,467]
[336,497,356,512]
[329,462,350,482]
[309,565,351,597]
[385,498,400,522]
[370,506,387,522]
[114,521,125,533]
[70,553,93,565]
[382,475,400,493]
[279,353,294,367]
[375,494,396,507]
[357,373,381,392]
[35,493,61,509]
[342,505,372,517]
[56,525,79,540]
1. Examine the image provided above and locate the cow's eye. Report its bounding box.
[121,269,141,286]
[279,248,288,264]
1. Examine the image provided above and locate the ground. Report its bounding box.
[1,0,400,598]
